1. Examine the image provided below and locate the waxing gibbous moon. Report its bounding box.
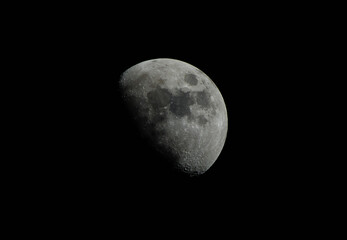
[119,58,228,176]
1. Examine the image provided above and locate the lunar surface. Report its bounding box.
[119,58,228,176]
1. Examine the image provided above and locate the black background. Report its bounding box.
[19,3,323,236]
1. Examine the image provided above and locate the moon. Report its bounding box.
[119,58,228,176]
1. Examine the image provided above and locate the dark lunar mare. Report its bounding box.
[169,90,195,118]
[147,88,172,109]
[184,73,198,86]
[196,90,210,109]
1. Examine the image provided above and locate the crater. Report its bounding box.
[198,115,208,125]
[169,90,195,118]
[184,73,198,86]
[136,72,150,85]
[147,88,172,109]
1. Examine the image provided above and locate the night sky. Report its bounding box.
[63,22,299,212]
[33,5,316,234]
